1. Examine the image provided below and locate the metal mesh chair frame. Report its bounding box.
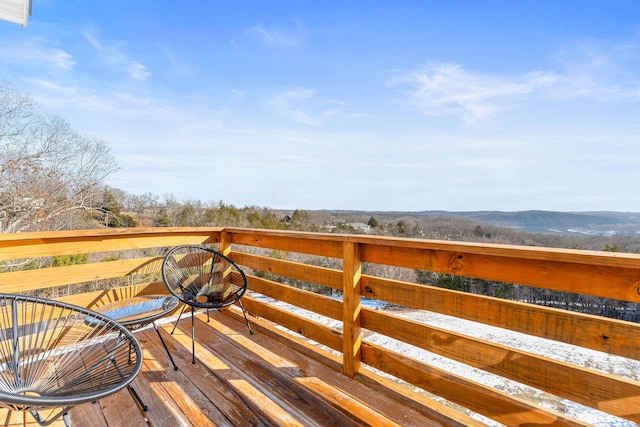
[93,295,180,411]
[161,245,253,364]
[0,293,142,427]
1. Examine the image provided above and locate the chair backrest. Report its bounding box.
[161,245,248,309]
[0,293,142,412]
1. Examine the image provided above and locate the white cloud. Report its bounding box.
[267,88,349,126]
[230,89,246,101]
[390,63,560,124]
[127,62,150,81]
[83,31,150,81]
[249,22,303,47]
[0,40,76,70]
[553,39,640,100]
[392,37,640,124]
[30,79,76,94]
[49,49,76,70]
[268,88,321,126]
[158,44,194,77]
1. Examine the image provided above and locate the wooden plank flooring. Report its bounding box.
[1,308,482,426]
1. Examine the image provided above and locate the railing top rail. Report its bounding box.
[225,227,640,267]
[1,226,639,268]
[0,227,222,242]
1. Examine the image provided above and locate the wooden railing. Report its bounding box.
[1,227,640,425]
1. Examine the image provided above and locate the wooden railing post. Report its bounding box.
[342,240,362,378]
[219,231,231,257]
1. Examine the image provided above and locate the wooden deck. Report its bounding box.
[1,307,479,427]
[4,229,640,425]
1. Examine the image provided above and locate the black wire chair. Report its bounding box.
[161,245,253,364]
[0,293,142,427]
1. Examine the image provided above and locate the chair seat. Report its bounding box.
[94,295,179,329]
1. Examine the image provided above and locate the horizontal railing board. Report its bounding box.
[0,230,219,261]
[247,275,343,321]
[362,275,640,360]
[351,234,640,268]
[241,295,343,352]
[360,342,588,427]
[0,227,220,243]
[232,251,343,291]
[360,244,640,302]
[362,308,640,423]
[229,230,343,259]
[0,257,162,293]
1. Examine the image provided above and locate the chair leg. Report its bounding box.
[171,304,188,335]
[108,344,148,412]
[238,300,253,335]
[153,322,178,370]
[30,407,73,426]
[173,305,197,365]
[191,307,196,364]
[128,384,149,411]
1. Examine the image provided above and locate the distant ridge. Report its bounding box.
[412,210,640,235]
[323,209,640,236]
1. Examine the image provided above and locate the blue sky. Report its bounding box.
[2,1,640,212]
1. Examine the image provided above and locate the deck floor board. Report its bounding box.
[0,308,480,427]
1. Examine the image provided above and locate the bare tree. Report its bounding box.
[0,83,37,139]
[126,192,158,226]
[0,83,119,232]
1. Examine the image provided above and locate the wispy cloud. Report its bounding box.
[48,49,75,70]
[83,32,150,81]
[249,21,304,47]
[266,88,347,126]
[29,78,123,113]
[28,74,228,144]
[0,39,76,70]
[30,79,77,93]
[392,37,640,124]
[554,39,640,99]
[159,44,194,77]
[268,88,321,126]
[230,89,246,101]
[390,63,560,124]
